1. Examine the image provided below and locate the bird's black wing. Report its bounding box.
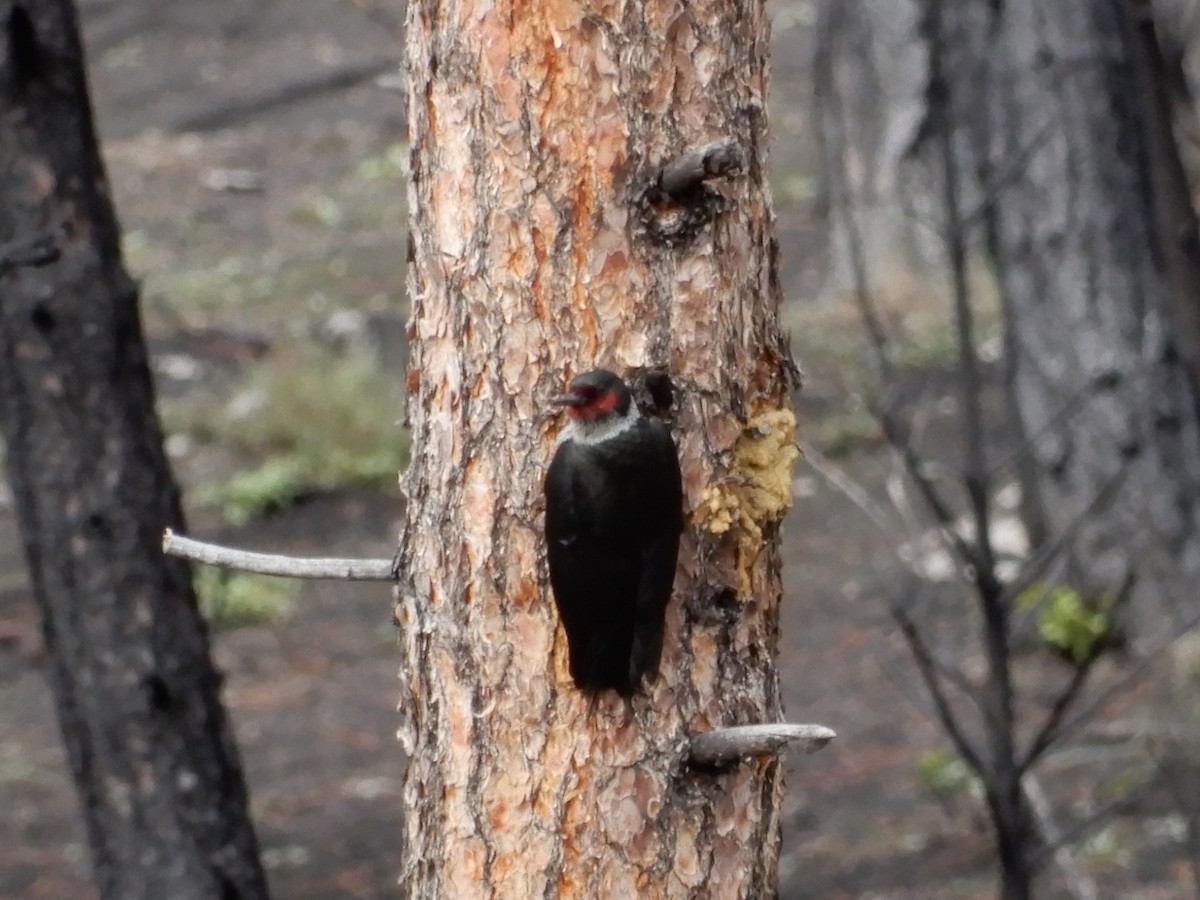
[545,440,642,694]
[627,418,683,686]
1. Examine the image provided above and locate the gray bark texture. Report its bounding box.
[395,0,800,896]
[815,0,937,305]
[0,3,269,898]
[823,0,1200,629]
[955,0,1200,625]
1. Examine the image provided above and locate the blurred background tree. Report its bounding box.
[818,0,1200,896]
[0,2,267,898]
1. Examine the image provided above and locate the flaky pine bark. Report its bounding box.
[395,1,797,897]
[0,3,267,898]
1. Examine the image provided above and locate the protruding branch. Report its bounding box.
[688,723,836,768]
[162,529,394,581]
[655,137,745,198]
[639,138,746,244]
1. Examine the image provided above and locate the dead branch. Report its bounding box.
[637,138,746,243]
[1037,602,1200,756]
[688,724,836,768]
[162,528,394,581]
[812,5,894,386]
[1018,661,1095,776]
[878,411,982,574]
[1002,468,1130,608]
[960,117,1056,231]
[803,445,899,534]
[655,138,745,198]
[892,606,987,777]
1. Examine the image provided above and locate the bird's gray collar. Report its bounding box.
[557,402,641,446]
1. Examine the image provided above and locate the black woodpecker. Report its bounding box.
[544,369,684,696]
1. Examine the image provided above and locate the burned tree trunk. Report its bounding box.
[395,0,799,896]
[0,3,268,898]
[967,0,1200,626]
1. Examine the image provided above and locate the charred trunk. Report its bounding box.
[0,3,267,897]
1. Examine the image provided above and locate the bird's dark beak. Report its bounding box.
[551,392,587,408]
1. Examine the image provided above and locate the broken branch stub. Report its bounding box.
[657,138,746,197]
[638,138,747,244]
[688,723,836,770]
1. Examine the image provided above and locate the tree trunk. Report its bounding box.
[970,0,1200,627]
[0,3,268,898]
[395,0,798,896]
[824,0,1200,618]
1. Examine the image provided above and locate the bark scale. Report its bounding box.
[0,3,268,897]
[396,0,797,897]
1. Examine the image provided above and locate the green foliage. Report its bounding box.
[195,567,297,628]
[1016,582,1111,665]
[916,747,982,798]
[213,457,310,526]
[186,343,408,523]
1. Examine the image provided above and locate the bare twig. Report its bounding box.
[803,445,899,534]
[1035,602,1200,757]
[1002,468,1130,607]
[688,724,836,768]
[162,529,394,581]
[1018,572,1134,773]
[1018,660,1095,776]
[960,118,1056,231]
[1031,774,1157,868]
[814,57,999,766]
[1023,776,1099,900]
[984,382,1091,481]
[938,62,998,594]
[893,605,986,777]
[879,410,981,573]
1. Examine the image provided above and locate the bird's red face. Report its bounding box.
[551,383,621,422]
